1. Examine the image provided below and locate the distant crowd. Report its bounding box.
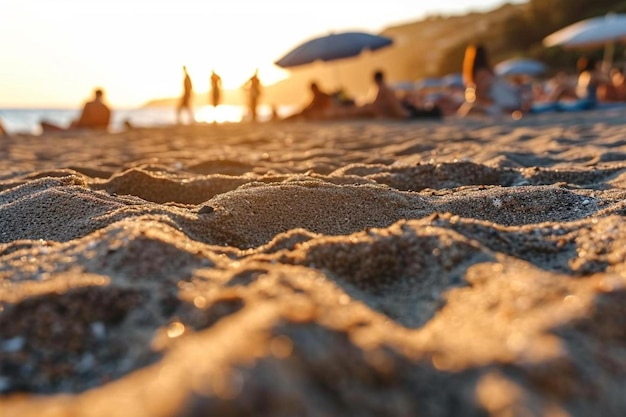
[455,44,626,118]
[1,46,624,137]
[275,43,626,122]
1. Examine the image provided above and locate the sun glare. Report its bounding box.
[2,0,521,108]
[194,104,244,124]
[1,0,293,108]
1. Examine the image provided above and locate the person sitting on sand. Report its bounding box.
[284,81,335,121]
[351,70,441,119]
[365,70,412,118]
[598,67,626,102]
[72,88,111,129]
[41,88,111,133]
[533,56,608,113]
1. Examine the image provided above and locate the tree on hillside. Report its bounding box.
[524,0,626,70]
[436,0,626,77]
[526,0,625,38]
[500,13,535,51]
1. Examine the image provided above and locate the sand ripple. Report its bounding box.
[2,112,626,416]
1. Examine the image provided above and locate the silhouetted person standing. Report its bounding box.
[210,70,222,109]
[243,69,262,122]
[177,66,194,124]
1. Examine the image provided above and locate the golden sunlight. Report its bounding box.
[2,0,291,108]
[194,104,245,124]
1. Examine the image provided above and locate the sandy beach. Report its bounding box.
[1,110,626,416]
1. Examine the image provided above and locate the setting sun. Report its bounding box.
[1,0,521,108]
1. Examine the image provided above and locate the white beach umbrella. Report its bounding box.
[543,14,626,48]
[543,13,626,67]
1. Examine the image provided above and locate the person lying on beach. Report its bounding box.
[364,70,413,118]
[347,70,441,120]
[284,82,335,121]
[41,88,111,133]
[532,56,608,113]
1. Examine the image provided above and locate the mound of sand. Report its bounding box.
[2,110,626,416]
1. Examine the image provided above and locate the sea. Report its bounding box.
[0,104,294,135]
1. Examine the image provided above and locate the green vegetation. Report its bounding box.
[437,0,626,76]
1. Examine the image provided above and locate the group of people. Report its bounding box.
[285,69,442,122]
[32,65,263,135]
[16,45,624,136]
[176,66,262,124]
[456,43,626,118]
[285,43,626,122]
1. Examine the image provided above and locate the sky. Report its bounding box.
[0,0,525,108]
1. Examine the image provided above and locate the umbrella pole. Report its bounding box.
[603,42,615,71]
[333,64,342,91]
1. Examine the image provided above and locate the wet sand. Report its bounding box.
[1,110,626,416]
